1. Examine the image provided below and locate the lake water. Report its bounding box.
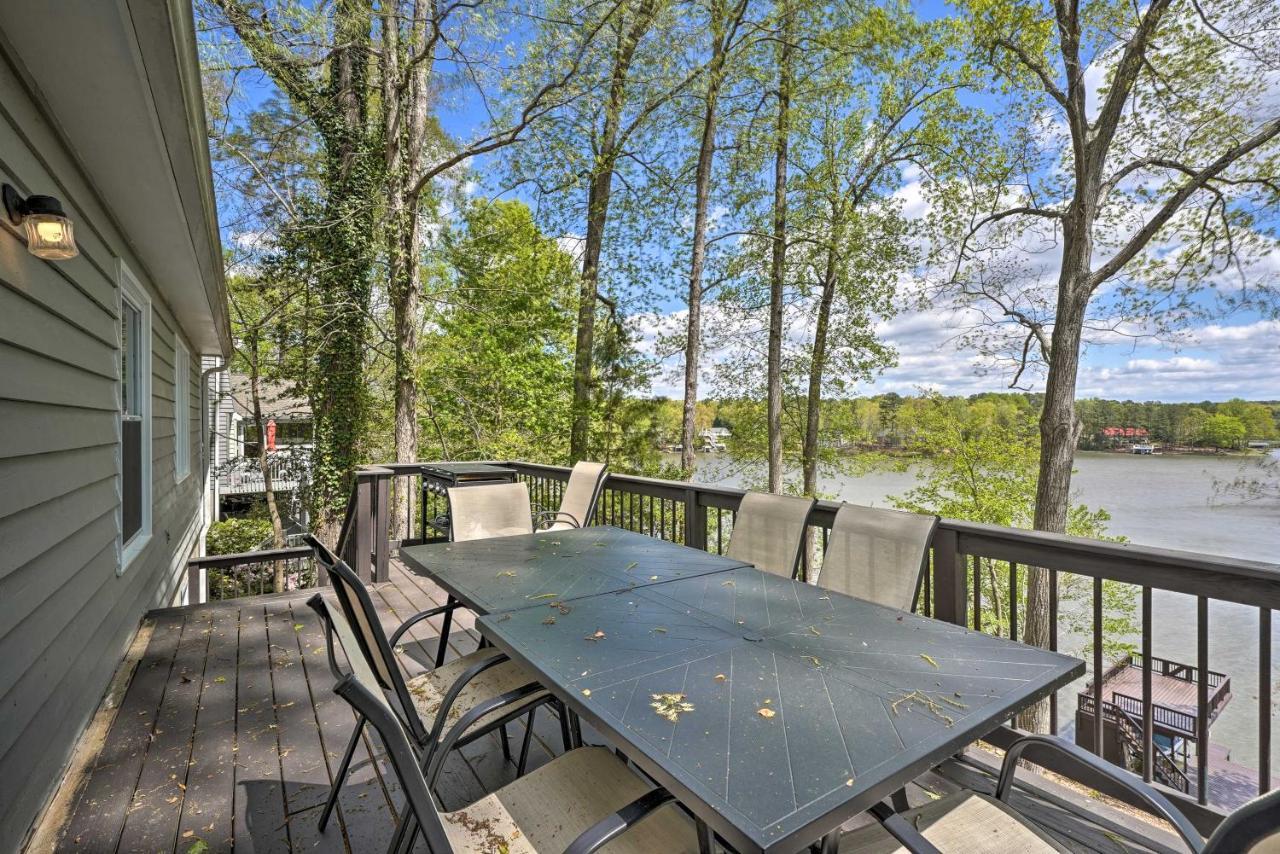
[680,450,1280,772]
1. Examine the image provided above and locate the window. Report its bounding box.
[174,340,190,481]
[119,263,151,570]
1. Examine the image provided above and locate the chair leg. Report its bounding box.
[570,709,584,748]
[320,714,364,832]
[890,786,910,813]
[434,597,455,667]
[387,811,418,854]
[557,700,573,753]
[516,708,536,776]
[696,818,714,854]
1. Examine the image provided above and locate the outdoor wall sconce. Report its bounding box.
[3,183,79,260]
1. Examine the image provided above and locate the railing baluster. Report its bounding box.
[1009,561,1018,642]
[1093,576,1103,756]
[1049,567,1059,735]
[1262,607,1272,796]
[716,507,723,554]
[1142,586,1154,783]
[1198,596,1209,804]
[972,555,982,632]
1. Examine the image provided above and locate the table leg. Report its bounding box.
[435,596,455,667]
[818,831,839,854]
[696,818,714,854]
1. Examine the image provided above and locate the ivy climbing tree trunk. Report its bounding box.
[211,0,379,541]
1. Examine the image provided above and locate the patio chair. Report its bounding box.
[842,733,1280,853]
[447,481,535,542]
[536,460,608,530]
[303,536,567,835]
[331,655,702,854]
[817,504,938,612]
[724,492,816,579]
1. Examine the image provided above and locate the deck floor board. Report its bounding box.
[51,557,1180,853]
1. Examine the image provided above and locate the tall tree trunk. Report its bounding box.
[766,0,794,493]
[569,1,657,462]
[1019,212,1092,731]
[801,236,839,497]
[680,28,730,474]
[247,339,287,592]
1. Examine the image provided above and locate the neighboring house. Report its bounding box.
[209,369,312,519]
[0,3,230,849]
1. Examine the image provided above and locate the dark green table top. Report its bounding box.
[397,526,751,614]
[477,567,1084,854]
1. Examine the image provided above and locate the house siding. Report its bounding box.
[0,46,206,851]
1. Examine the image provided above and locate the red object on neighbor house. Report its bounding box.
[266,419,277,452]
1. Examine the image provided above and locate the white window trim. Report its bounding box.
[119,261,152,574]
[174,338,190,482]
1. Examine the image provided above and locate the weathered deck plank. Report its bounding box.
[61,613,184,850]
[48,559,1178,853]
[231,604,291,853]
[177,605,241,852]
[115,608,212,853]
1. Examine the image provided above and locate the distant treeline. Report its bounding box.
[657,393,1280,452]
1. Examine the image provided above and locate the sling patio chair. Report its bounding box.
[535,460,608,531]
[724,491,816,579]
[447,481,535,542]
[816,504,938,612]
[329,645,702,854]
[303,536,568,835]
[842,733,1280,853]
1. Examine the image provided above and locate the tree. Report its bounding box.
[203,0,380,536]
[1199,413,1247,449]
[679,0,753,474]
[419,199,579,460]
[891,396,1135,661]
[934,0,1280,727]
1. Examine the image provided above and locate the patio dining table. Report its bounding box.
[402,526,1084,853]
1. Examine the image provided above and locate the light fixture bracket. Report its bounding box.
[3,183,24,225]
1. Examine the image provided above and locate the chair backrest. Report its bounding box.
[725,492,815,579]
[818,504,938,611]
[315,596,455,853]
[304,534,425,741]
[558,461,608,527]
[1205,786,1280,853]
[447,482,534,542]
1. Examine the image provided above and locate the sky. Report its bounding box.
[212,1,1280,405]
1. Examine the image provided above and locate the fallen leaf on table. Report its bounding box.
[650,626,668,633]
[582,689,591,696]
[585,629,606,641]
[625,561,638,570]
[497,570,517,578]
[526,592,559,600]
[803,656,821,667]
[649,576,659,581]
[651,693,694,722]
[714,674,727,682]
[920,653,939,668]
[757,708,776,719]
[542,616,556,625]
[807,625,821,636]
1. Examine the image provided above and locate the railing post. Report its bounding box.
[374,471,391,583]
[684,487,707,551]
[931,527,967,627]
[352,472,372,582]
[188,560,206,605]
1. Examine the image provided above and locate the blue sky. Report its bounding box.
[213,1,1280,404]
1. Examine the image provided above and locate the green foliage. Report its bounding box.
[206,516,274,556]
[417,199,578,461]
[1198,413,1247,449]
[889,395,1137,658]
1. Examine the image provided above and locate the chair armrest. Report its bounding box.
[306,594,346,681]
[867,801,942,854]
[424,681,547,789]
[388,602,458,647]
[564,787,678,854]
[998,734,1204,853]
[421,651,511,748]
[534,510,581,529]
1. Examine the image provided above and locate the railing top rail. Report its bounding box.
[188,545,313,569]
[496,459,1280,597]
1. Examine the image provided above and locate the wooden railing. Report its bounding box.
[190,458,1278,832]
[187,546,315,602]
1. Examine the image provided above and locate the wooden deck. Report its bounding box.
[39,558,1191,853]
